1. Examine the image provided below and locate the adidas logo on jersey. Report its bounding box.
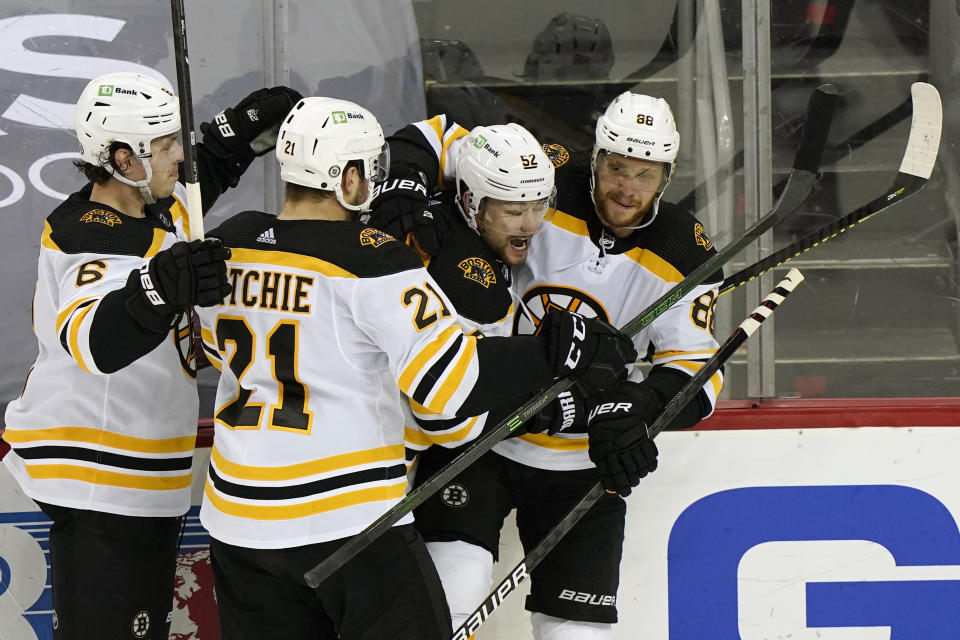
[257,228,277,244]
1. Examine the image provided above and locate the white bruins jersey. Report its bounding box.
[197,211,544,549]
[386,118,723,471]
[500,158,724,470]
[3,183,199,517]
[368,190,525,464]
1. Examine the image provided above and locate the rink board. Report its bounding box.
[3,421,960,639]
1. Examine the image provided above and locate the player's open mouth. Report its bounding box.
[509,237,529,250]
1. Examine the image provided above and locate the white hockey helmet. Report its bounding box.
[456,123,555,233]
[591,91,680,227]
[74,72,180,203]
[276,97,389,212]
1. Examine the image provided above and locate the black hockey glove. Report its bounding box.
[526,387,591,435]
[126,239,232,333]
[201,86,303,164]
[370,166,441,256]
[587,381,662,496]
[538,310,637,395]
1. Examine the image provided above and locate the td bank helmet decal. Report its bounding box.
[514,285,609,335]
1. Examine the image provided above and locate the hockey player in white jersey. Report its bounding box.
[195,97,637,640]
[2,72,300,640]
[369,122,572,467]
[372,92,721,639]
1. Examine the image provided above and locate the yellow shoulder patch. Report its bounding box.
[359,227,396,248]
[79,209,122,227]
[458,257,497,289]
[542,143,570,168]
[693,222,714,251]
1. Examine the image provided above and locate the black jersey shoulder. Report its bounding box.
[424,193,514,324]
[210,210,424,278]
[632,201,721,281]
[46,184,176,256]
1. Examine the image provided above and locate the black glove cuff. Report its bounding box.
[199,118,256,184]
[122,269,177,334]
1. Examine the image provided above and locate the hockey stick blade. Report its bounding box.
[720,82,942,294]
[170,0,204,239]
[303,84,835,589]
[620,82,833,335]
[449,269,806,640]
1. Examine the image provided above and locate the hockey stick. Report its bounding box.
[718,82,942,295]
[170,0,204,240]
[449,268,806,640]
[302,84,836,589]
[676,77,924,214]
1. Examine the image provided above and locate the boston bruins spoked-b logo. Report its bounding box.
[514,285,609,336]
[131,611,150,638]
[441,483,470,507]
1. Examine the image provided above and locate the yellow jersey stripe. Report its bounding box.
[229,248,357,278]
[171,196,191,239]
[424,115,446,143]
[548,209,590,236]
[496,302,516,325]
[26,464,192,490]
[438,125,468,189]
[405,416,479,447]
[517,432,589,451]
[2,426,196,453]
[210,444,406,481]
[404,426,434,447]
[654,349,718,360]
[398,325,460,393]
[144,228,167,258]
[56,297,95,334]
[68,303,95,373]
[622,247,684,283]
[41,221,62,251]
[663,360,723,397]
[427,335,477,413]
[204,479,407,520]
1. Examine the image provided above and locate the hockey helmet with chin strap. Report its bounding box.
[74,72,180,204]
[456,123,555,235]
[591,91,679,228]
[276,97,389,212]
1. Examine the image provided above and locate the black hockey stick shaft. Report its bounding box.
[170,0,204,239]
[450,269,806,640]
[676,75,923,214]
[303,84,836,589]
[619,83,833,335]
[719,82,942,295]
[450,82,943,634]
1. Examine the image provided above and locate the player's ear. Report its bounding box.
[340,164,362,198]
[112,147,135,175]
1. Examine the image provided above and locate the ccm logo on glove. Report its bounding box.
[563,314,587,369]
